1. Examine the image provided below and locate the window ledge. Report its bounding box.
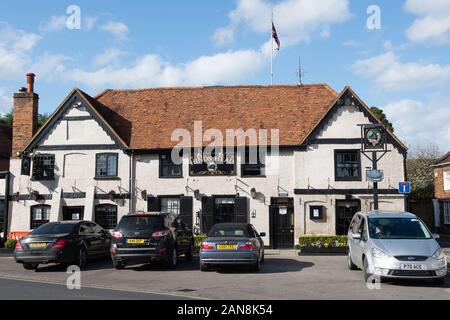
[241,175,267,178]
[159,176,184,179]
[94,177,121,181]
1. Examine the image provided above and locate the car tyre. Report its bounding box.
[433,277,446,286]
[113,259,126,270]
[23,263,38,270]
[347,251,358,270]
[252,258,261,272]
[76,246,87,269]
[261,250,265,263]
[185,242,194,261]
[165,248,177,269]
[200,261,209,272]
[363,257,372,282]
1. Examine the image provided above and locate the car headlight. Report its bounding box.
[371,247,390,259]
[432,248,445,260]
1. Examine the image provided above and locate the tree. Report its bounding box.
[370,106,394,132]
[406,144,442,200]
[0,112,49,128]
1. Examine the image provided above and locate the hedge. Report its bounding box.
[194,236,207,247]
[297,235,347,249]
[4,239,17,249]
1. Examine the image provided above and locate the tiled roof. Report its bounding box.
[0,124,12,158]
[434,152,450,166]
[94,84,338,149]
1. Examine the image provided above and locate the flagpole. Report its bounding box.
[271,12,273,86]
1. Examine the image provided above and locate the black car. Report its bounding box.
[110,212,194,269]
[14,221,111,270]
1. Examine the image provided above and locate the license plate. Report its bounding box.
[126,239,145,244]
[216,244,237,250]
[400,263,425,270]
[30,242,47,249]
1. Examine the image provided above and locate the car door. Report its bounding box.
[91,222,111,256]
[347,214,360,258]
[78,222,99,257]
[352,217,367,267]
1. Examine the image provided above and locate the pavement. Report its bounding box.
[0,253,449,300]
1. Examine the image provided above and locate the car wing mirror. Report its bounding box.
[433,233,440,239]
[259,232,266,237]
[352,233,361,240]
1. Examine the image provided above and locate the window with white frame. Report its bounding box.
[444,201,450,225]
[444,171,450,191]
[160,197,180,215]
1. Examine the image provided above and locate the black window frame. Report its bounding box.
[334,149,362,181]
[159,152,183,178]
[95,153,119,179]
[94,204,118,230]
[241,147,266,177]
[30,204,51,229]
[31,154,55,181]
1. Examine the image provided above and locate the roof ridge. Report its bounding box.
[94,83,333,95]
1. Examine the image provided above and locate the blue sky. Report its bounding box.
[0,0,449,151]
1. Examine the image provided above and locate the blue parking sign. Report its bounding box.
[398,182,411,194]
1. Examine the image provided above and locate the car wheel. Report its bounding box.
[165,248,177,269]
[200,261,209,272]
[347,251,358,270]
[113,259,126,270]
[76,246,87,269]
[261,251,265,263]
[252,258,261,272]
[23,263,38,270]
[185,242,194,261]
[363,257,372,282]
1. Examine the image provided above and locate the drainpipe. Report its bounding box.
[1,172,10,242]
[128,151,134,213]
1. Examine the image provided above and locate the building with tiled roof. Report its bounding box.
[2,74,408,247]
[432,151,450,234]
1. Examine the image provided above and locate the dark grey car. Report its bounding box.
[199,223,265,272]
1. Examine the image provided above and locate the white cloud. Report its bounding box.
[214,0,351,47]
[100,21,129,41]
[213,27,235,46]
[352,52,450,91]
[405,0,450,43]
[39,16,67,32]
[68,49,264,89]
[93,48,127,67]
[0,87,12,115]
[0,23,41,79]
[383,98,450,150]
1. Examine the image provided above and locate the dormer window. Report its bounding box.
[32,154,55,180]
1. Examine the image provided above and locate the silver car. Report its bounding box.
[199,223,265,272]
[347,211,447,284]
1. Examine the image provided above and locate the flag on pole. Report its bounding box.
[272,22,280,50]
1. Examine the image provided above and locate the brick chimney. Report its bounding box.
[12,73,39,158]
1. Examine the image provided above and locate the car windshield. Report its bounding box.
[208,225,252,238]
[368,217,432,240]
[31,223,77,235]
[117,215,164,232]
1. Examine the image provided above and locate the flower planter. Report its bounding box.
[299,246,347,255]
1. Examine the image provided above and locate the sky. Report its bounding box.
[0,0,449,151]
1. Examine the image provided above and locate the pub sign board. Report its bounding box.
[362,124,386,151]
[190,150,236,176]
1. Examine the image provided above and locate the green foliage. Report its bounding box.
[4,239,17,249]
[370,106,394,132]
[194,235,207,247]
[0,112,50,128]
[298,236,348,248]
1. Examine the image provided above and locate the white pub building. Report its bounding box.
[1,74,407,248]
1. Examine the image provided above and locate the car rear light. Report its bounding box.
[15,241,23,251]
[111,231,123,239]
[152,229,170,238]
[159,247,167,254]
[110,244,117,254]
[52,239,68,249]
[239,242,256,250]
[200,243,215,250]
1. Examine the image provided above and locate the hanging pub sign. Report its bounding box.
[190,149,236,176]
[362,124,386,151]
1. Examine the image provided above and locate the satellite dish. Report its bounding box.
[366,169,384,182]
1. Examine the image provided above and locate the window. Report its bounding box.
[95,204,118,230]
[30,205,51,229]
[96,153,118,178]
[32,154,55,180]
[160,197,181,215]
[444,171,450,191]
[444,201,450,225]
[241,148,265,177]
[160,153,183,178]
[335,150,361,181]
